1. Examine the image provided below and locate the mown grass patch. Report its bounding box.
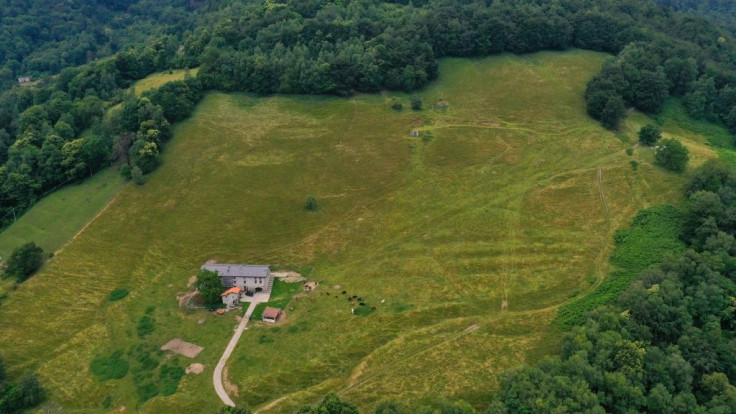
[0,167,126,259]
[251,279,301,320]
[132,68,200,96]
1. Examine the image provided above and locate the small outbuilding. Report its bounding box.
[262,307,281,323]
[221,287,241,308]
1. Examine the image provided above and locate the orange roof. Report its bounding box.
[220,287,241,296]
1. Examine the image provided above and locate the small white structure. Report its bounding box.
[262,307,281,323]
[17,76,31,84]
[221,287,241,308]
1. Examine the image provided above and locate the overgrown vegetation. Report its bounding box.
[0,355,43,413]
[90,350,129,381]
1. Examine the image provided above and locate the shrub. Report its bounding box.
[625,148,634,156]
[305,195,318,211]
[638,123,661,146]
[4,242,44,282]
[131,166,145,185]
[159,363,184,396]
[390,98,403,111]
[90,351,130,381]
[108,288,129,302]
[410,95,422,110]
[656,138,689,172]
[120,164,132,179]
[630,160,638,170]
[137,315,155,337]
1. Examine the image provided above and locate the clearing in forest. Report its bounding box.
[0,50,719,413]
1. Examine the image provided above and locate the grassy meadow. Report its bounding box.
[132,67,199,96]
[0,50,723,413]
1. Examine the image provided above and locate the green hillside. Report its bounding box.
[0,50,719,412]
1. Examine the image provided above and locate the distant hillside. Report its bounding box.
[0,0,198,88]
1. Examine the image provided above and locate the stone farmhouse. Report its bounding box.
[201,263,273,307]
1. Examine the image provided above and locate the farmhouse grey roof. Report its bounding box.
[201,264,270,278]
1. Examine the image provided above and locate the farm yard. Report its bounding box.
[0,50,723,412]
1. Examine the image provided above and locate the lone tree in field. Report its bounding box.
[656,138,689,172]
[639,124,662,146]
[195,269,222,306]
[305,195,318,211]
[410,95,422,110]
[390,98,403,111]
[4,242,44,282]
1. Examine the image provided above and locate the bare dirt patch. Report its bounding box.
[161,338,204,358]
[186,363,204,374]
[272,270,304,283]
[187,276,197,287]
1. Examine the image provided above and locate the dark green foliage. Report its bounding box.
[625,148,634,156]
[131,166,144,185]
[655,138,689,172]
[136,381,158,402]
[90,351,130,381]
[410,95,422,110]
[108,288,129,302]
[216,407,251,414]
[297,393,359,414]
[159,363,184,396]
[196,269,224,306]
[639,124,662,146]
[600,95,627,130]
[390,98,403,111]
[305,195,318,211]
[137,315,155,337]
[630,160,638,170]
[3,242,44,282]
[0,369,43,414]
